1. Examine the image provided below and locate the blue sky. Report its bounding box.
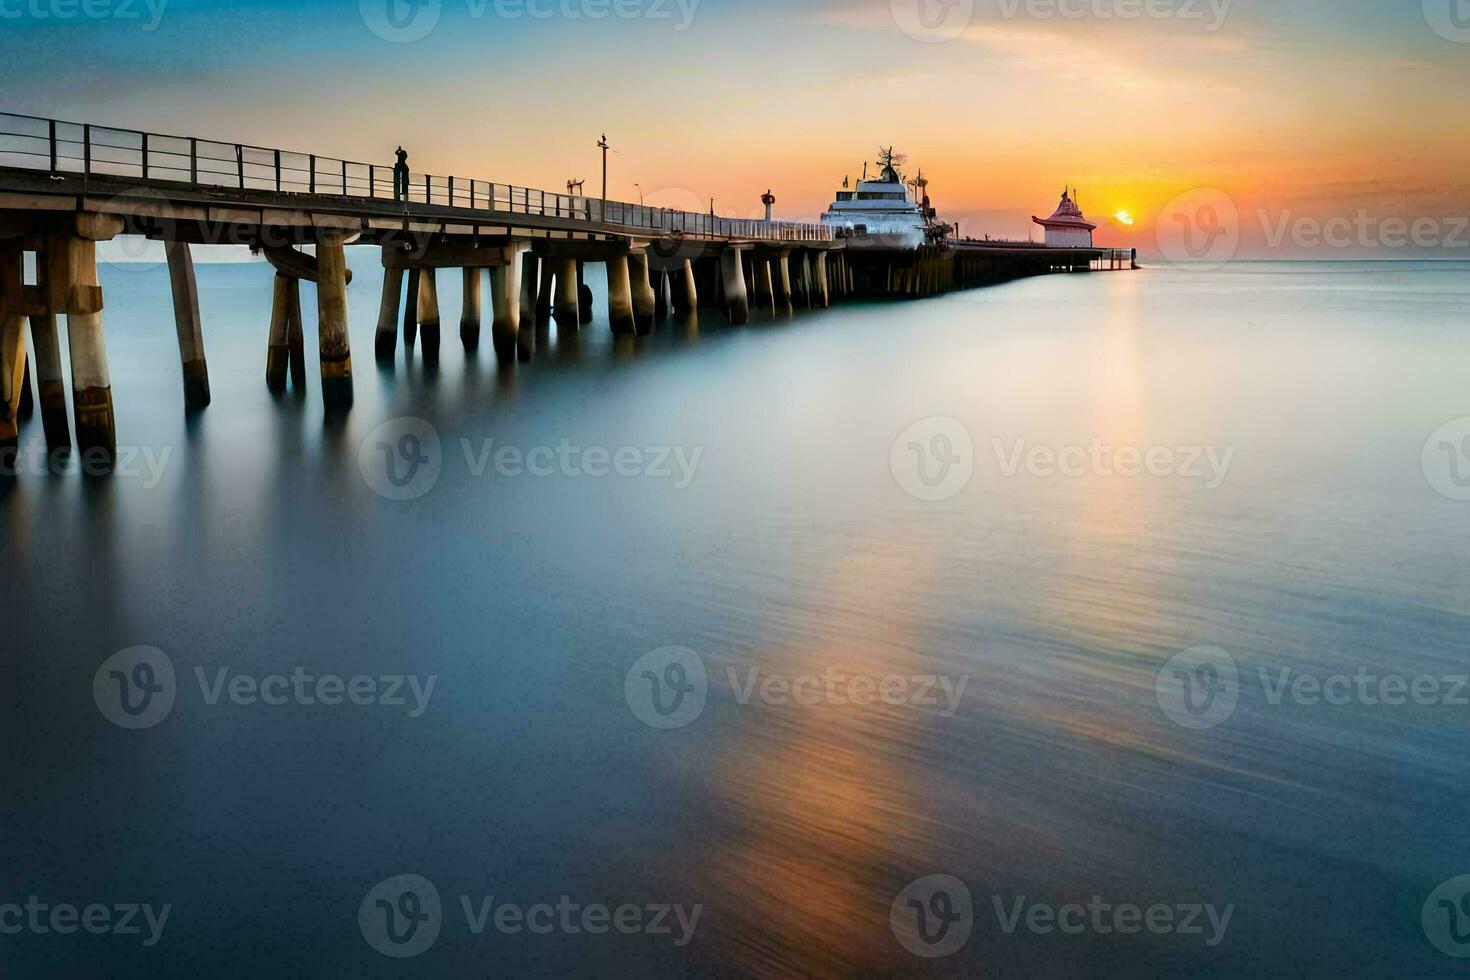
[3,0,1466,252]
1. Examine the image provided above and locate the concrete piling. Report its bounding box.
[286,275,306,390]
[606,255,636,337]
[417,267,441,360]
[776,253,793,311]
[629,253,656,334]
[653,271,669,319]
[577,261,593,325]
[315,232,354,412]
[28,313,68,449]
[533,257,554,329]
[165,240,211,410]
[402,268,420,347]
[376,266,404,361]
[554,258,579,330]
[64,237,116,460]
[17,360,31,421]
[0,313,26,453]
[266,273,292,393]
[518,253,537,361]
[814,253,830,308]
[490,244,527,361]
[676,259,698,313]
[460,267,482,351]
[755,259,774,314]
[720,248,749,326]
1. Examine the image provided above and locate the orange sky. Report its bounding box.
[12,0,1470,256]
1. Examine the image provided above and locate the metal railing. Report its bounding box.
[0,111,835,243]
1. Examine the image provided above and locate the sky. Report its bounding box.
[2,0,1467,257]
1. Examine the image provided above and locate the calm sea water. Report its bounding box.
[3,258,1470,977]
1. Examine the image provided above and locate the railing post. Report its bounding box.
[83,124,92,177]
[141,133,149,179]
[342,159,348,196]
[188,137,196,183]
[309,154,316,194]
[236,145,244,189]
[48,119,57,173]
[424,174,430,204]
[367,163,372,198]
[448,176,454,207]
[274,149,282,192]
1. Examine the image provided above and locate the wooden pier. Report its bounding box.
[0,112,1133,465]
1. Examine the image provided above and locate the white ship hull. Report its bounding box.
[822,160,929,250]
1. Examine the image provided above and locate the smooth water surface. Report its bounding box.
[3,258,1470,977]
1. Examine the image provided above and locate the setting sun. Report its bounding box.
[1114,210,1135,226]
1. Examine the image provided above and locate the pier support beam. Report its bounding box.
[376,266,404,361]
[417,267,441,360]
[813,253,830,308]
[720,248,749,326]
[402,269,420,347]
[534,258,553,330]
[315,232,353,412]
[267,273,292,393]
[755,259,775,315]
[28,313,68,449]
[64,237,115,460]
[577,261,593,325]
[554,258,580,331]
[17,364,31,421]
[265,274,304,392]
[674,259,698,314]
[775,254,793,311]
[0,312,25,453]
[653,271,669,319]
[606,256,636,337]
[286,277,306,390]
[460,268,482,351]
[518,253,538,361]
[629,253,656,334]
[165,240,211,410]
[490,243,528,362]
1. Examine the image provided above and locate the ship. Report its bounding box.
[821,147,945,249]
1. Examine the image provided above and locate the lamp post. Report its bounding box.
[597,134,610,219]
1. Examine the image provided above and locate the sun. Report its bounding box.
[1114,210,1135,226]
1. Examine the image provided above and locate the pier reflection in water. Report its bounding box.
[3,261,1470,976]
